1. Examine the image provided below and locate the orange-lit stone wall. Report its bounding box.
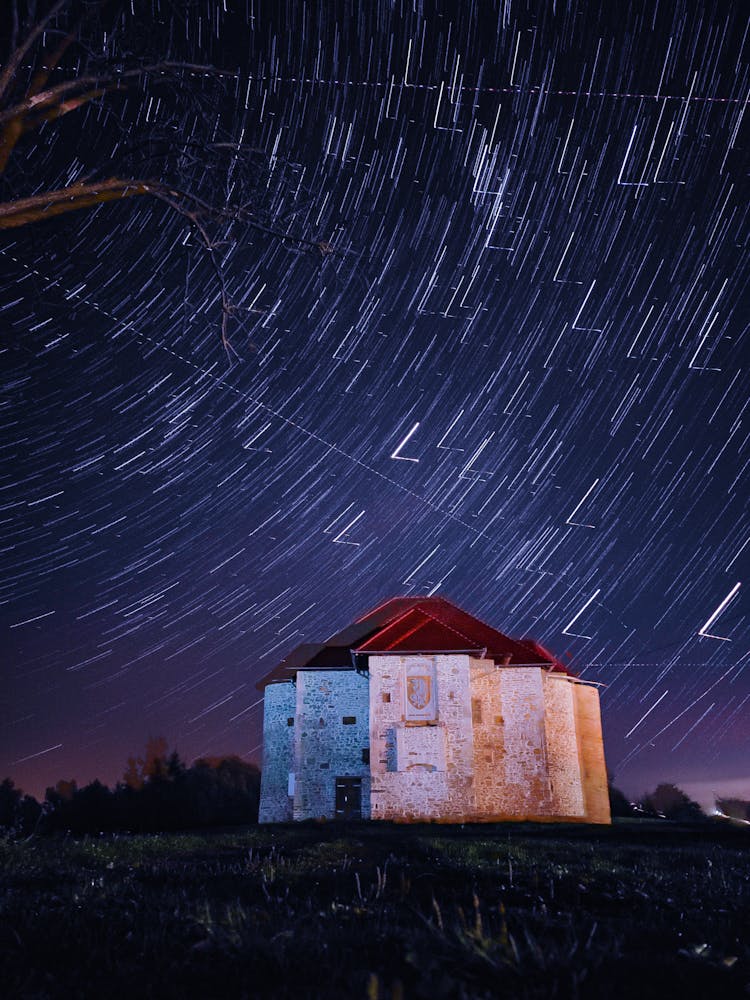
[368,655,610,824]
[368,654,475,821]
[469,659,506,816]
[544,674,586,817]
[490,666,553,818]
[574,682,611,824]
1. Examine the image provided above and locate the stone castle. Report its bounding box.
[257,597,610,824]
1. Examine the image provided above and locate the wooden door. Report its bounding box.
[335,777,362,819]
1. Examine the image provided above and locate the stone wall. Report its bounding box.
[469,658,506,816]
[260,656,610,825]
[369,654,475,821]
[293,669,371,820]
[543,674,585,817]
[490,666,554,818]
[258,681,296,823]
[574,682,611,824]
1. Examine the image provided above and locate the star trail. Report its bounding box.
[1,0,748,807]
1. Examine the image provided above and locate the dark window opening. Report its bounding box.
[361,748,370,764]
[382,692,391,703]
[343,716,356,725]
[287,717,294,726]
[335,777,362,820]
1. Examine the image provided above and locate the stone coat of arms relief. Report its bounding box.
[407,675,431,710]
[404,658,437,722]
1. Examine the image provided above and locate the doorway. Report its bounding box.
[335,777,362,819]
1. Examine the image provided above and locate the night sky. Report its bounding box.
[2,0,748,809]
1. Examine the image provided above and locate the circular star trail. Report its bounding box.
[1,0,748,806]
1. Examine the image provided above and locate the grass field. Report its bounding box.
[1,820,748,998]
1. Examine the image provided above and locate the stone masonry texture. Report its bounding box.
[259,655,611,824]
[293,669,371,820]
[258,681,296,823]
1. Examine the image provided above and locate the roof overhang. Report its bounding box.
[354,647,485,656]
[255,595,577,689]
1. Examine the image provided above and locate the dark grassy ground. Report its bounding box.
[1,819,748,999]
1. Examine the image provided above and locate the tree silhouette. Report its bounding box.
[122,736,172,789]
[0,777,41,834]
[608,782,635,818]
[0,777,23,827]
[643,783,705,822]
[3,737,262,834]
[0,0,333,358]
[715,797,750,822]
[35,740,261,832]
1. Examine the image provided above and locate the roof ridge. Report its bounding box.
[451,600,529,649]
[353,606,433,649]
[352,596,415,624]
[355,606,489,653]
[415,603,484,649]
[417,598,551,661]
[353,594,452,624]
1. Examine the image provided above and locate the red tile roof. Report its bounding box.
[256,596,574,688]
[354,608,486,654]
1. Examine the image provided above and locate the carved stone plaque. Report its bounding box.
[404,657,437,722]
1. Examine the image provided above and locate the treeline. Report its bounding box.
[609,782,706,820]
[2,760,744,836]
[715,797,750,822]
[0,739,260,836]
[609,781,740,822]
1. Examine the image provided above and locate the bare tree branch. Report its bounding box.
[0,62,242,127]
[0,0,68,104]
[0,177,151,228]
[0,3,338,360]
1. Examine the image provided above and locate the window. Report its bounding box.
[287,717,294,726]
[342,716,356,725]
[382,692,391,703]
[471,698,483,724]
[361,748,370,764]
